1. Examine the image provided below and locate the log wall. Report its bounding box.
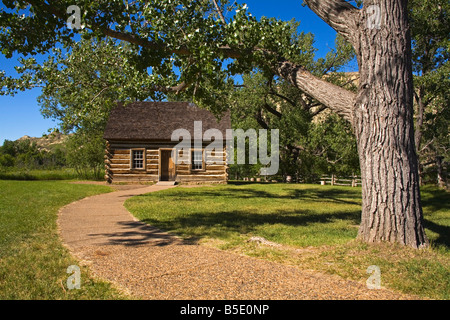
[105,141,228,184]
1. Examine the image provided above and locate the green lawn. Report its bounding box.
[0,168,101,181]
[125,182,450,299]
[0,180,128,299]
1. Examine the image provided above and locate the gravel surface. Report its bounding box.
[58,183,417,300]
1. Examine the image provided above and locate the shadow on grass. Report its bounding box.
[139,208,362,244]
[167,184,362,205]
[424,219,450,249]
[420,186,450,249]
[421,186,450,212]
[128,184,364,244]
[133,184,449,249]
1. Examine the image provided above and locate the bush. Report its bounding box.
[0,154,15,167]
[66,131,105,180]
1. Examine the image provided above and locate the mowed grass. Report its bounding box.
[0,180,128,299]
[125,183,450,299]
[0,168,100,181]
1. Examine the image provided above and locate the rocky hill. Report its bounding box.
[17,132,70,152]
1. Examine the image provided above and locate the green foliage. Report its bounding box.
[409,0,450,186]
[0,138,66,169]
[0,133,104,181]
[3,38,163,133]
[65,130,105,180]
[0,153,14,167]
[0,1,335,113]
[302,114,360,179]
[227,65,359,181]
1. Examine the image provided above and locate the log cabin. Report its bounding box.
[103,101,231,184]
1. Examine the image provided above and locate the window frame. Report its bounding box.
[190,149,205,172]
[130,148,146,171]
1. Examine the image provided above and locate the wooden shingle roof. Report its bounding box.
[103,101,231,141]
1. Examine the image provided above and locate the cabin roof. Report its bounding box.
[103,101,231,141]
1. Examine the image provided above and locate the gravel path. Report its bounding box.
[58,183,416,300]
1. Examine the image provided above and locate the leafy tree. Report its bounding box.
[303,114,359,179]
[0,139,17,157]
[65,130,105,180]
[3,38,162,133]
[1,38,157,176]
[0,138,67,169]
[0,153,14,167]
[225,32,357,181]
[410,0,449,188]
[0,0,430,247]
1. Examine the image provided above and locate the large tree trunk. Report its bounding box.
[301,0,429,248]
[352,0,428,248]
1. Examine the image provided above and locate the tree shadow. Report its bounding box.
[88,220,188,247]
[139,208,362,244]
[421,187,450,249]
[156,184,362,206]
[130,184,364,243]
[131,184,449,249]
[423,219,450,249]
[420,187,450,212]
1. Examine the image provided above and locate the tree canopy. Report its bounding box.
[0,0,356,118]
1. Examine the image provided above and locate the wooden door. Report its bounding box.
[160,150,175,181]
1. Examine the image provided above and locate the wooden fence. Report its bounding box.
[320,174,362,187]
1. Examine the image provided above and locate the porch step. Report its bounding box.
[156,181,177,186]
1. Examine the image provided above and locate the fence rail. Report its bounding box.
[320,174,362,187]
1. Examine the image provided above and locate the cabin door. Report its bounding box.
[160,149,175,181]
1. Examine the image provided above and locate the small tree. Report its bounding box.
[410,0,449,188]
[304,114,360,178]
[66,131,105,180]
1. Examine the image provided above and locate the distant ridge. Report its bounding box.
[15,131,70,152]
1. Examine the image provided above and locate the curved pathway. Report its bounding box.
[58,183,415,300]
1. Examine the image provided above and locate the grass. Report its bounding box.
[125,182,450,300]
[0,168,103,181]
[127,183,363,247]
[0,180,128,299]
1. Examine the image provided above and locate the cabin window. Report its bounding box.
[131,149,145,169]
[191,150,203,171]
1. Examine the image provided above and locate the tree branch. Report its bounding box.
[310,105,328,117]
[303,0,359,44]
[276,60,355,122]
[211,0,227,24]
[255,110,270,129]
[153,81,188,94]
[25,0,240,58]
[268,90,296,108]
[263,102,283,118]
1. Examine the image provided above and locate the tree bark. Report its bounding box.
[275,61,355,122]
[304,0,428,248]
[350,0,428,248]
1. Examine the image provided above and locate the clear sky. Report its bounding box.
[0,0,351,143]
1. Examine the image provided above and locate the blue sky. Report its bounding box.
[0,0,351,143]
